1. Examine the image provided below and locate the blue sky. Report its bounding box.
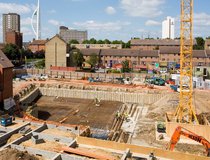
[0,0,210,42]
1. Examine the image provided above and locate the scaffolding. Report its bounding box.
[175,0,199,124]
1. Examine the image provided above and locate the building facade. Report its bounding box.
[28,39,47,52]
[0,50,14,109]
[5,30,22,48]
[2,13,20,43]
[71,44,122,49]
[130,39,180,50]
[45,35,68,69]
[162,16,175,39]
[59,26,87,44]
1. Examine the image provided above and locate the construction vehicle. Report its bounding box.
[168,126,210,157]
[145,77,165,86]
[1,115,13,127]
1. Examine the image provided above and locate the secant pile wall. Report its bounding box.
[39,87,164,104]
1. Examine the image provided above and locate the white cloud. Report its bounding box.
[22,27,33,36]
[145,20,161,26]
[105,6,116,15]
[48,19,64,26]
[21,17,32,26]
[73,20,130,31]
[120,0,165,17]
[194,13,210,26]
[0,3,32,14]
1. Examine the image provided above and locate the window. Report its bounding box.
[162,58,165,61]
[196,68,200,72]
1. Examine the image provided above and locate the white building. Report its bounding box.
[162,16,175,39]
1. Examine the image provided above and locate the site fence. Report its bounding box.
[13,69,152,82]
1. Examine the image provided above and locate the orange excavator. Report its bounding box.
[168,126,210,157]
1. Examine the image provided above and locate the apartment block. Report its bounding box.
[2,13,20,43]
[59,26,87,44]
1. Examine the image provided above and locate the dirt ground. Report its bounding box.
[36,96,123,130]
[0,148,42,160]
[132,89,210,157]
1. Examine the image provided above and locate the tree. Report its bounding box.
[3,43,20,60]
[89,38,97,44]
[122,60,131,73]
[35,59,45,69]
[72,49,85,68]
[112,40,123,44]
[125,40,131,48]
[194,37,204,50]
[104,39,111,44]
[87,53,98,67]
[82,40,90,44]
[69,39,79,44]
[97,40,104,44]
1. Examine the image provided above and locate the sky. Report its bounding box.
[0,0,210,42]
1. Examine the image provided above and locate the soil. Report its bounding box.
[42,128,77,138]
[132,90,210,156]
[36,96,123,130]
[7,134,22,144]
[0,148,42,160]
[21,139,67,152]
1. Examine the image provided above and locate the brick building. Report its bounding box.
[5,30,22,48]
[71,44,122,49]
[45,35,68,69]
[2,13,20,43]
[0,50,14,109]
[45,35,210,70]
[28,39,47,52]
[131,39,197,51]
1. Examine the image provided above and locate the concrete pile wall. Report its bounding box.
[39,87,164,104]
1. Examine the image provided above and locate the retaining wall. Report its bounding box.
[39,87,165,105]
[20,88,40,104]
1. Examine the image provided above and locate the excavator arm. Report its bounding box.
[168,126,210,157]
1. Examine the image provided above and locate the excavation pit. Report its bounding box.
[35,96,123,130]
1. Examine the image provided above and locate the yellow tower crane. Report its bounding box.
[174,0,199,124]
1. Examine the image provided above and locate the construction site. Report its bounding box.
[0,0,210,160]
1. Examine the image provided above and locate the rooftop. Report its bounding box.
[131,39,197,46]
[0,50,14,69]
[30,40,48,45]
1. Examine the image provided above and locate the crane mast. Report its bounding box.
[174,0,198,124]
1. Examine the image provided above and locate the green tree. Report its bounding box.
[121,60,131,73]
[3,43,20,60]
[112,40,123,44]
[82,40,90,44]
[194,37,204,50]
[35,59,45,69]
[89,38,97,44]
[104,39,111,44]
[69,39,79,44]
[87,53,98,67]
[97,40,104,44]
[72,49,85,68]
[125,40,131,48]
